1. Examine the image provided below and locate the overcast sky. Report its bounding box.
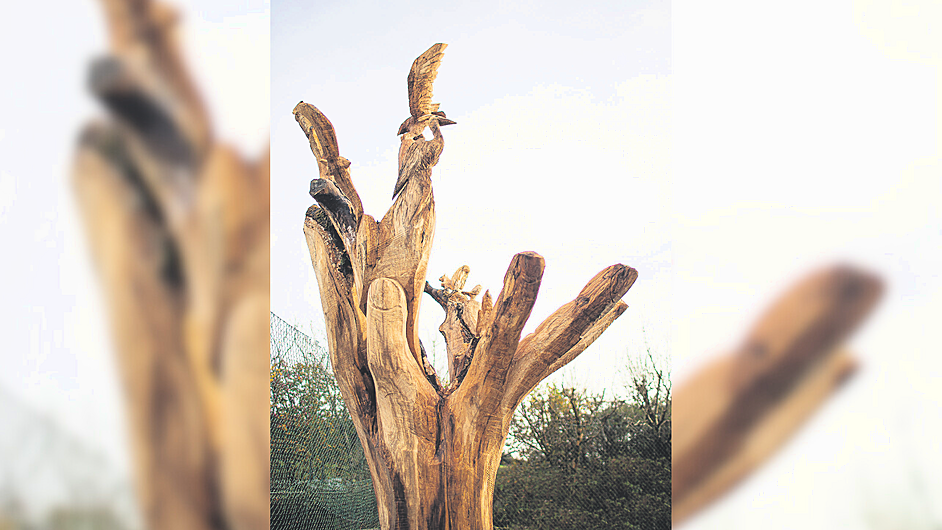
[1,0,940,528]
[271,0,672,395]
[672,1,942,527]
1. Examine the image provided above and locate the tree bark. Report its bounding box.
[297,96,637,529]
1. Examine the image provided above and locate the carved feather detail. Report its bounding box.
[408,43,447,118]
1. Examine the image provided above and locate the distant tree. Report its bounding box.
[624,344,671,460]
[269,348,367,488]
[506,341,672,466]
[497,380,671,530]
[507,385,607,471]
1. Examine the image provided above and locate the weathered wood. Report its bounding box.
[540,300,628,385]
[371,164,436,371]
[75,2,270,529]
[476,290,493,336]
[503,265,638,410]
[367,279,445,528]
[424,280,449,307]
[672,265,882,525]
[95,0,211,167]
[425,270,482,384]
[673,347,857,523]
[299,43,638,530]
[293,102,364,221]
[303,208,395,527]
[74,131,217,530]
[309,177,358,261]
[454,252,545,414]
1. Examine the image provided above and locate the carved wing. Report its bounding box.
[393,140,422,198]
[407,43,448,118]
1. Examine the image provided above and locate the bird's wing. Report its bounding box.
[392,170,409,200]
[393,140,423,198]
[408,43,447,118]
[451,265,470,291]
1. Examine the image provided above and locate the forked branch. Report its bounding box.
[501,265,638,409]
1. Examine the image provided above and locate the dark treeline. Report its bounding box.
[270,317,670,530]
[494,382,671,530]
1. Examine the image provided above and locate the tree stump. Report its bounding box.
[298,43,638,530]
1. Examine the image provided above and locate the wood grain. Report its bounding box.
[298,45,639,529]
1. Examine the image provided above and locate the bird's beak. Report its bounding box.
[398,117,412,136]
[430,111,456,126]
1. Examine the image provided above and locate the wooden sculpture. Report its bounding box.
[672,265,882,525]
[72,1,270,529]
[298,43,638,530]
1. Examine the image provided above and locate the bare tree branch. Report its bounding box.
[504,265,638,410]
[673,265,882,525]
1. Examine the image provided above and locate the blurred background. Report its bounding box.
[0,0,939,529]
[0,1,268,528]
[672,0,942,528]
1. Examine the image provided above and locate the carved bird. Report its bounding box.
[450,265,470,291]
[462,285,483,299]
[439,274,454,290]
[393,43,457,199]
[397,43,458,135]
[439,265,470,292]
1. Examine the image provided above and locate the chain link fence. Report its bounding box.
[270,313,670,530]
[270,313,379,530]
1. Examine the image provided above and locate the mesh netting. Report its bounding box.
[493,386,672,530]
[270,312,670,530]
[270,312,379,530]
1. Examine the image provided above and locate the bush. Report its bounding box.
[494,455,670,530]
[494,383,671,530]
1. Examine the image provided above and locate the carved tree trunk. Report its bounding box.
[296,98,637,529]
[73,1,270,529]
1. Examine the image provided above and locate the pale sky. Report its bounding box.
[271,0,673,395]
[672,0,942,528]
[1,0,941,528]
